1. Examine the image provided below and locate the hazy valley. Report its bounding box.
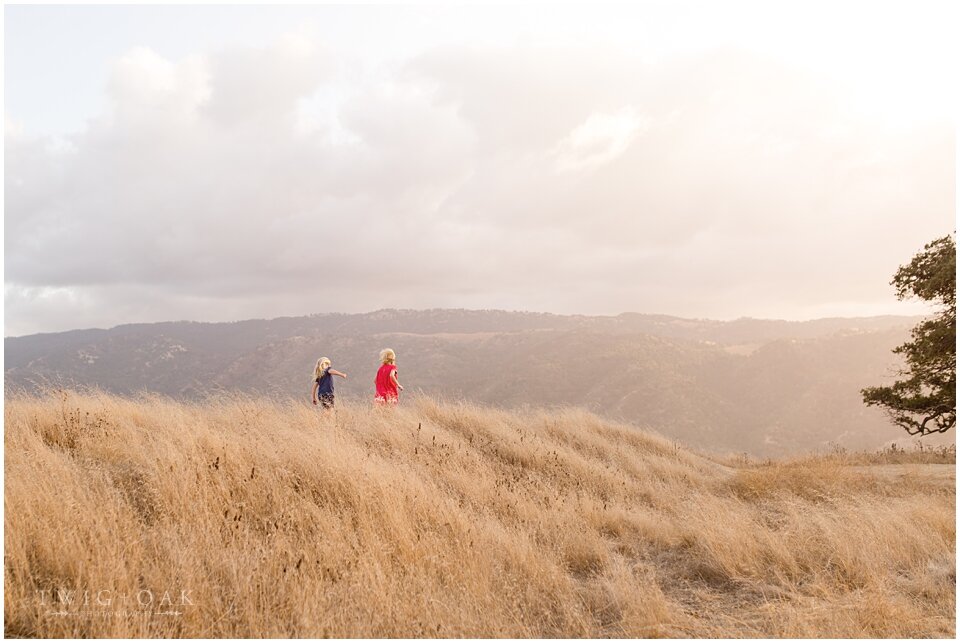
[4,309,946,456]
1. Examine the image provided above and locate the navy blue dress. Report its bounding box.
[316,369,335,408]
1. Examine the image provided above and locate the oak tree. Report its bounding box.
[862,235,956,435]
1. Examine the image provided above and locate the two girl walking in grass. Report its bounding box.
[311,348,403,409]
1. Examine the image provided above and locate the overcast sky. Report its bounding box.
[4,2,957,337]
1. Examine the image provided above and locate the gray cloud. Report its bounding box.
[4,37,953,336]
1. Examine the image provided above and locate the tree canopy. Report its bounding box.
[862,235,956,436]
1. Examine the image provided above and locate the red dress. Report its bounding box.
[375,364,399,404]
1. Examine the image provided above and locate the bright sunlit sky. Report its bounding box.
[4,1,957,336]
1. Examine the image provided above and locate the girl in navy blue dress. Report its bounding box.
[312,357,348,409]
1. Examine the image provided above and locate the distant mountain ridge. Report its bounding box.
[4,308,940,456]
[3,308,922,342]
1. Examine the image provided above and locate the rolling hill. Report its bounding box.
[4,392,954,637]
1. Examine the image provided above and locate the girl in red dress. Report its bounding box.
[374,348,403,404]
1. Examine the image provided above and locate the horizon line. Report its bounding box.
[3,306,930,340]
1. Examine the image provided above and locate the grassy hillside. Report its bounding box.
[4,391,955,637]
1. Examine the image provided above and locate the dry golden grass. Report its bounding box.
[4,390,955,637]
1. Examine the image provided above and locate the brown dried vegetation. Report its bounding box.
[4,391,955,637]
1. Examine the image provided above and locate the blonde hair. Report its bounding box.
[314,357,331,379]
[379,348,396,365]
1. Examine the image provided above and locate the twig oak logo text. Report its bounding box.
[37,588,193,617]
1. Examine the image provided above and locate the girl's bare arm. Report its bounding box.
[391,369,404,391]
[330,369,348,379]
[311,381,319,404]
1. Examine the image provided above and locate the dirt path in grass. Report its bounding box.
[707,460,955,488]
[846,463,955,485]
